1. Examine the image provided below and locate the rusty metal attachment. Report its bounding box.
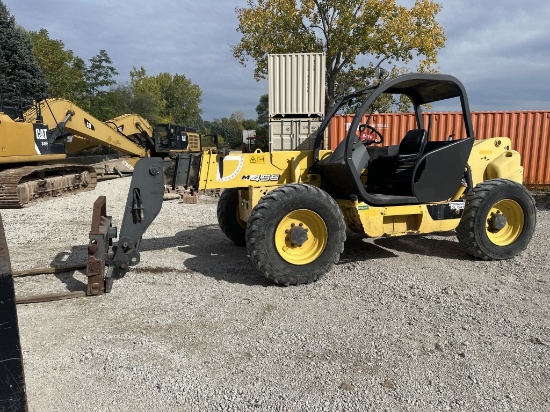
[11,196,116,305]
[12,264,86,277]
[12,266,88,305]
[0,199,118,412]
[16,291,86,305]
[86,195,116,296]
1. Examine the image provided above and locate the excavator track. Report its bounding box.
[0,164,97,208]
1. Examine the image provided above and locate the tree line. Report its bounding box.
[2,0,446,150]
[0,2,265,149]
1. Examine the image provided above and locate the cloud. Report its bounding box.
[4,0,550,121]
[4,0,265,120]
[435,0,550,110]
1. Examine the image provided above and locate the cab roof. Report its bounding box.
[363,73,469,106]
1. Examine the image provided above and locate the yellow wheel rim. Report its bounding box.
[274,209,328,265]
[485,199,524,246]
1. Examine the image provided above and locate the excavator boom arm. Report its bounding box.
[24,99,150,158]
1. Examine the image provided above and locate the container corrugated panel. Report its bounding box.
[328,111,550,185]
[268,53,326,117]
[269,119,320,151]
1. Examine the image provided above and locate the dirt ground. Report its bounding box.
[2,177,549,411]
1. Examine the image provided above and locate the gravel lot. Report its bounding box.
[2,176,549,411]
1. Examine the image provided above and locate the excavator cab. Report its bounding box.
[154,124,185,154]
[154,124,202,156]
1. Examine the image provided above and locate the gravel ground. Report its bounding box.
[2,176,549,411]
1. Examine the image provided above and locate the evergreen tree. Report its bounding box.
[256,94,268,127]
[0,1,48,105]
[85,49,118,97]
[255,94,269,148]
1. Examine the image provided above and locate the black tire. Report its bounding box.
[217,188,246,246]
[456,178,536,260]
[246,184,346,285]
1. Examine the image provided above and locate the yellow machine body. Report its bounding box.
[0,113,66,163]
[24,99,151,157]
[104,71,537,288]
[196,135,524,239]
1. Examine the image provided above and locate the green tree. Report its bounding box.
[29,29,87,103]
[256,94,269,127]
[254,94,269,149]
[242,118,258,130]
[130,66,164,122]
[86,49,118,96]
[130,67,202,127]
[0,1,47,105]
[157,72,202,126]
[105,82,159,121]
[233,0,445,112]
[85,49,118,118]
[206,115,243,149]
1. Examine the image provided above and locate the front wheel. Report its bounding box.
[246,184,346,285]
[456,179,537,260]
[217,188,247,246]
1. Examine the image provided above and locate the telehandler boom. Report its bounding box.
[90,71,537,293]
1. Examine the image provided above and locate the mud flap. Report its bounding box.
[172,153,201,189]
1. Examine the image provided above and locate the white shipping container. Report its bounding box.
[269,119,321,151]
[268,53,326,118]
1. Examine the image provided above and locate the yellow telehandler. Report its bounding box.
[89,71,536,292]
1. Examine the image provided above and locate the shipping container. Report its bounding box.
[268,53,326,118]
[269,118,321,151]
[327,111,550,185]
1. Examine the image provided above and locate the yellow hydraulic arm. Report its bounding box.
[24,99,151,158]
[104,114,154,139]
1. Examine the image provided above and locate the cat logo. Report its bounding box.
[34,127,47,140]
[84,118,95,131]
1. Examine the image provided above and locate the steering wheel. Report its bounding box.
[358,124,384,145]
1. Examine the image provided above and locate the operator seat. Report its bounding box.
[366,128,428,195]
[394,129,428,163]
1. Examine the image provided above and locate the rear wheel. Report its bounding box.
[456,179,536,260]
[246,184,346,285]
[217,188,246,246]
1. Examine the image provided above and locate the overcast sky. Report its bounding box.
[3,0,550,120]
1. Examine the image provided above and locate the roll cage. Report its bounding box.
[311,73,476,206]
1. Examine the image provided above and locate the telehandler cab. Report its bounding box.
[89,71,537,293]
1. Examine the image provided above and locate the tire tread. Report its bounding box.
[246,184,346,285]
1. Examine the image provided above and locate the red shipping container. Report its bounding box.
[327,111,550,185]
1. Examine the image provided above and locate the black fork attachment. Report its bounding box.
[93,154,200,293]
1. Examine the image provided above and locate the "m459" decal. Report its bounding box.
[242,174,280,182]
